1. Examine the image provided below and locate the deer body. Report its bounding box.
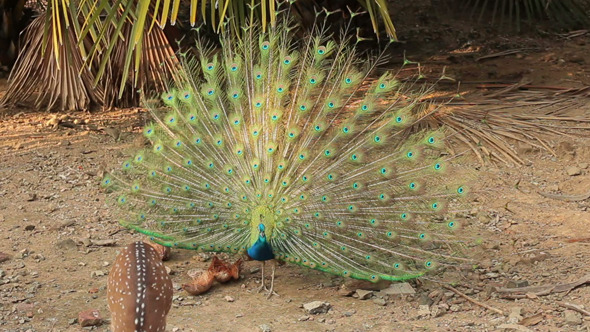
[107,241,173,332]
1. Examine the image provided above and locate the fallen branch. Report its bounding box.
[476,49,530,62]
[558,302,590,316]
[537,190,590,202]
[442,284,505,315]
[495,274,590,297]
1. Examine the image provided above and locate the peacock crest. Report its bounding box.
[103,7,473,283]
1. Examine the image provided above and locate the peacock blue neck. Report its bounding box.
[247,223,275,261]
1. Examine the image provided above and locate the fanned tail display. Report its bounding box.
[103,8,472,283]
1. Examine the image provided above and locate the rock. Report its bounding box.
[379,282,416,295]
[450,304,461,312]
[56,239,78,250]
[298,315,310,321]
[355,289,374,300]
[250,267,260,274]
[303,301,331,314]
[564,310,582,326]
[0,252,11,263]
[373,298,387,306]
[579,163,589,169]
[259,324,272,332]
[343,310,356,317]
[78,309,102,327]
[24,225,35,231]
[417,305,431,318]
[17,249,30,259]
[507,307,523,324]
[565,166,581,176]
[431,305,446,318]
[505,280,529,288]
[418,294,433,306]
[90,270,105,278]
[225,295,235,302]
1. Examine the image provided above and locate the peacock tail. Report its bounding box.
[102,8,472,282]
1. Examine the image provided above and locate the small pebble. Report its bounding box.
[565,166,581,176]
[355,289,374,300]
[78,309,102,327]
[373,298,387,306]
[564,310,582,326]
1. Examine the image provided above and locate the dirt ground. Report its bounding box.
[1,3,590,332]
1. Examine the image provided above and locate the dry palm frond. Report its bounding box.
[99,17,181,108]
[462,0,590,30]
[413,90,590,165]
[1,11,101,111]
[83,0,397,100]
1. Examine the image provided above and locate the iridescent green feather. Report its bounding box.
[103,7,473,283]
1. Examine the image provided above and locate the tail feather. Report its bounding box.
[104,7,474,282]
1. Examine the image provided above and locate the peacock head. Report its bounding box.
[258,223,266,238]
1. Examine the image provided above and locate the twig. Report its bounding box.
[485,79,532,98]
[442,284,505,315]
[496,324,533,332]
[495,274,590,296]
[558,302,590,316]
[537,190,590,202]
[476,83,574,91]
[476,49,529,61]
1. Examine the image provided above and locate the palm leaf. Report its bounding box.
[1,9,102,111]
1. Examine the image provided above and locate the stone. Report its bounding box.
[56,239,78,250]
[225,295,235,302]
[417,305,431,318]
[298,315,310,321]
[507,307,523,324]
[418,294,434,306]
[259,324,272,332]
[90,270,105,278]
[565,166,581,176]
[430,305,445,318]
[343,310,356,317]
[355,289,374,300]
[379,282,416,295]
[505,280,529,288]
[303,301,331,314]
[0,252,9,263]
[564,310,582,326]
[78,309,102,327]
[373,298,387,306]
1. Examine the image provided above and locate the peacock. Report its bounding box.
[102,7,472,298]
